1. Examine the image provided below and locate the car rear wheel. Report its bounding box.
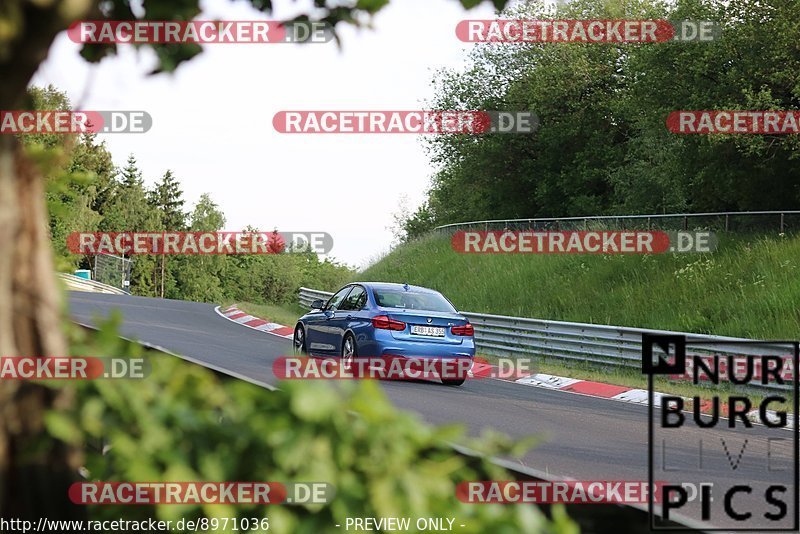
[341,333,356,371]
[293,325,306,354]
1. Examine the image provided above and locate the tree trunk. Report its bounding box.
[0,137,83,521]
[161,255,166,298]
[0,0,95,521]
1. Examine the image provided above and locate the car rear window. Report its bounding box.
[372,288,456,313]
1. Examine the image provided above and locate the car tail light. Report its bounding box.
[372,315,406,331]
[451,323,474,336]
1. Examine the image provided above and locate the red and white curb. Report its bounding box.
[213,307,792,429]
[214,304,294,339]
[515,373,667,404]
[473,365,668,404]
[467,362,664,402]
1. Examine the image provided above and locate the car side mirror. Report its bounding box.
[311,299,324,310]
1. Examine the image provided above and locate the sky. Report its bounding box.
[31,0,504,269]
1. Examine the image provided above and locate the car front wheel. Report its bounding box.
[293,325,306,354]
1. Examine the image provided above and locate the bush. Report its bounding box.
[45,320,576,533]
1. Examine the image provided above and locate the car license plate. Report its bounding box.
[411,325,445,337]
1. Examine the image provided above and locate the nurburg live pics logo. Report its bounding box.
[643,334,799,531]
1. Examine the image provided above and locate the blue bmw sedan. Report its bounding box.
[293,282,475,385]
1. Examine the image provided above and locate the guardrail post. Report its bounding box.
[780,212,785,233]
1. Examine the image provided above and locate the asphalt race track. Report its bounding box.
[68,291,798,530]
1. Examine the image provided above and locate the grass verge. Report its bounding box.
[359,232,800,339]
[358,233,797,410]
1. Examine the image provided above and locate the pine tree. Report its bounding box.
[120,154,144,189]
[148,170,186,230]
[148,170,187,297]
[100,155,162,297]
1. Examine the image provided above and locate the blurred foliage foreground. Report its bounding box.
[37,318,577,534]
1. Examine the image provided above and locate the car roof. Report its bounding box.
[349,282,440,294]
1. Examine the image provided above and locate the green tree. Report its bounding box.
[417,0,800,228]
[402,201,436,240]
[20,87,112,268]
[148,170,187,297]
[71,133,116,215]
[101,155,162,296]
[0,0,514,525]
[189,192,226,232]
[148,170,186,230]
[172,194,227,302]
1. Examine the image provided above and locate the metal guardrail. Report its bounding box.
[433,210,800,234]
[298,287,793,391]
[59,272,129,295]
[299,286,338,309]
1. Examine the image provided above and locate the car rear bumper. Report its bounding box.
[373,335,475,359]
